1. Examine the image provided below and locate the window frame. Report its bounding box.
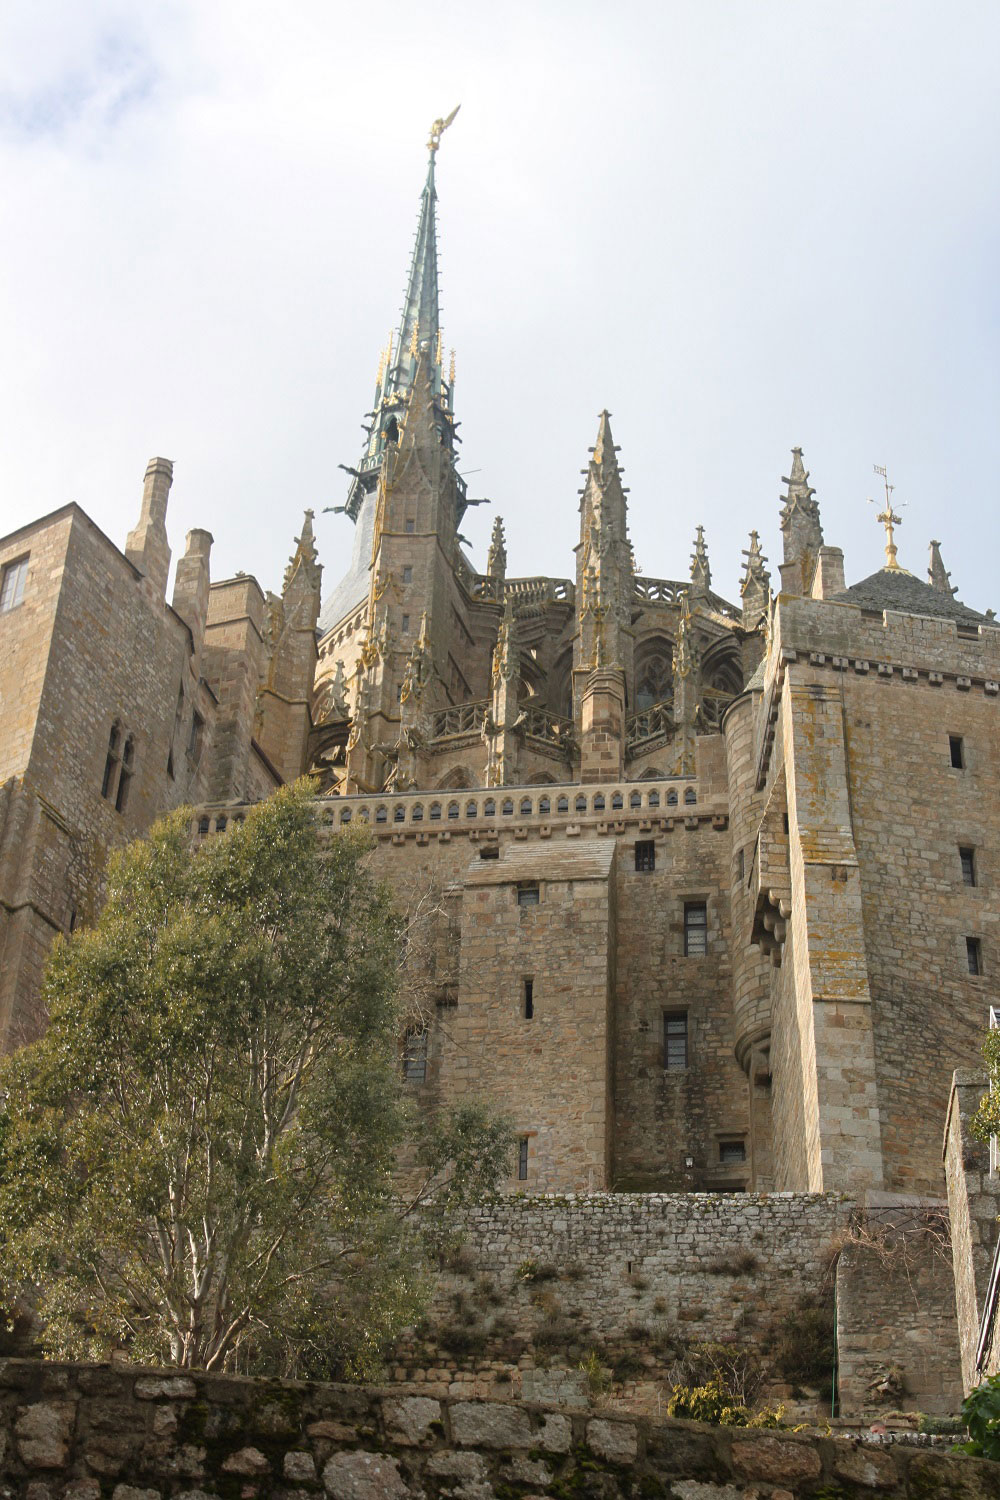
[663,1011,688,1070]
[517,1136,529,1181]
[684,900,708,957]
[634,840,656,873]
[967,936,983,976]
[403,1027,428,1084]
[960,846,977,887]
[0,554,29,613]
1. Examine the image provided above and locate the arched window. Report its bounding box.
[538,796,551,815]
[557,795,569,813]
[115,736,135,813]
[667,788,678,806]
[484,798,496,818]
[611,791,623,810]
[634,641,673,711]
[630,791,642,809]
[593,794,605,812]
[215,815,228,833]
[520,798,532,816]
[684,787,697,805]
[575,794,587,812]
[466,800,478,818]
[429,803,442,821]
[648,789,660,808]
[198,815,210,836]
[502,798,514,816]
[341,806,352,823]
[411,804,423,821]
[393,805,405,823]
[448,801,460,820]
[376,805,387,823]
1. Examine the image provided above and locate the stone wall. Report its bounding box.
[761,595,1000,1198]
[348,774,747,1194]
[944,1070,999,1391]
[835,1199,963,1416]
[0,1358,989,1500]
[395,1192,852,1409]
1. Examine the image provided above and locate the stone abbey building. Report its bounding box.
[1,122,997,1219]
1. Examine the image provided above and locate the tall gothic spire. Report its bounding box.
[387,152,442,400]
[342,117,460,522]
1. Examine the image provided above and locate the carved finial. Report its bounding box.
[740,530,771,626]
[427,105,460,154]
[689,526,711,594]
[487,516,507,581]
[928,539,957,596]
[868,464,905,571]
[409,322,419,359]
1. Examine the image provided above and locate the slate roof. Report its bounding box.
[317,490,377,635]
[831,567,989,626]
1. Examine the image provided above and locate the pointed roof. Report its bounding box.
[591,410,621,477]
[386,152,441,398]
[831,567,987,625]
[689,526,711,592]
[740,530,769,598]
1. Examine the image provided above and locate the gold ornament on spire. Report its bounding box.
[435,328,443,366]
[428,105,460,153]
[449,349,456,385]
[868,464,905,571]
[409,323,419,359]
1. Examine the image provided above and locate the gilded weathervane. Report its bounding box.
[868,463,905,571]
[428,105,460,154]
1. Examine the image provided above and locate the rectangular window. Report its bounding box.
[517,883,540,907]
[967,937,983,976]
[403,1028,428,1083]
[634,840,655,872]
[401,613,410,633]
[524,978,534,1019]
[719,1139,747,1165]
[405,519,415,534]
[402,565,413,584]
[0,555,29,612]
[960,847,977,887]
[950,735,965,769]
[518,1137,529,1180]
[663,1012,688,1070]
[737,847,745,882]
[684,901,707,957]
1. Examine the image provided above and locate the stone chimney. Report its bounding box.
[125,457,173,599]
[171,528,213,666]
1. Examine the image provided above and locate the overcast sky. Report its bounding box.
[2,1,998,615]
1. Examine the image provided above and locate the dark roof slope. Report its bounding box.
[831,567,989,625]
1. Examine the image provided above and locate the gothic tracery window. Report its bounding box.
[635,648,673,711]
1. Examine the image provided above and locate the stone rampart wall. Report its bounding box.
[400,1192,852,1406]
[0,1358,988,1500]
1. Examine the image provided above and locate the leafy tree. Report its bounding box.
[0,781,512,1376]
[973,1029,1000,1147]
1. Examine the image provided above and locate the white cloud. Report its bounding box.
[1,0,998,611]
